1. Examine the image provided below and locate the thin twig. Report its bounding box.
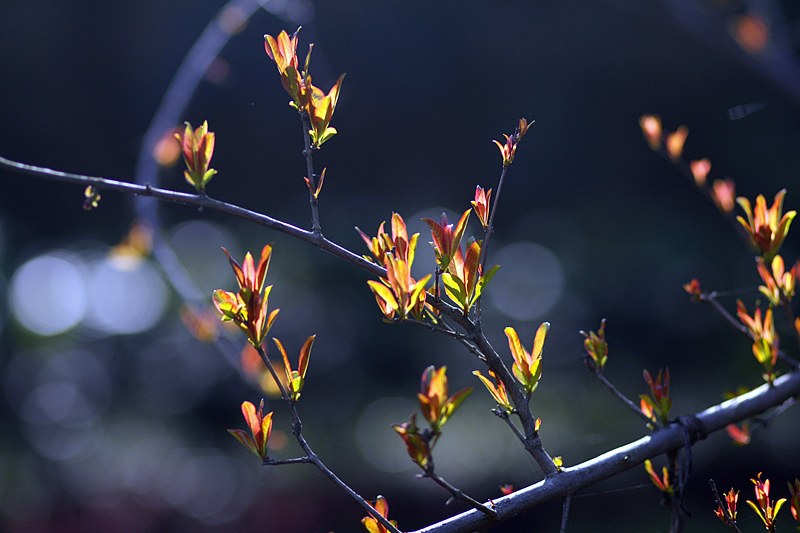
[264,456,315,465]
[478,165,507,276]
[475,164,508,324]
[698,292,750,339]
[252,345,402,533]
[585,357,657,427]
[404,317,469,339]
[424,468,498,519]
[710,479,743,533]
[493,409,526,446]
[301,111,322,234]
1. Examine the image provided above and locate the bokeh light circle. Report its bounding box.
[9,252,87,336]
[83,258,168,335]
[486,242,564,321]
[356,397,417,473]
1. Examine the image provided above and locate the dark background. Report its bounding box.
[1,1,800,532]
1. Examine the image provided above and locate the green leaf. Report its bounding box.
[441,387,473,425]
[471,264,500,305]
[442,272,467,309]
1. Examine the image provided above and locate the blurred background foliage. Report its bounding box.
[1,0,800,532]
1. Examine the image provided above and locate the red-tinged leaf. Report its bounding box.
[258,411,273,452]
[747,500,767,524]
[255,244,272,292]
[242,401,261,436]
[356,226,374,250]
[472,370,511,410]
[313,167,325,198]
[449,245,465,278]
[373,495,389,519]
[227,428,258,457]
[775,211,796,251]
[178,123,193,162]
[643,368,654,389]
[221,247,245,289]
[640,396,656,419]
[385,255,411,298]
[393,414,430,468]
[328,73,344,110]
[422,217,447,256]
[273,337,293,383]
[408,232,419,268]
[528,357,542,393]
[463,240,482,294]
[726,423,751,445]
[422,366,447,403]
[532,322,550,358]
[265,308,280,334]
[644,459,670,492]
[202,130,215,162]
[512,362,529,390]
[298,334,315,379]
[452,209,471,255]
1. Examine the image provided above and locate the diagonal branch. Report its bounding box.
[408,369,800,533]
[585,357,657,427]
[252,345,402,533]
[0,154,385,278]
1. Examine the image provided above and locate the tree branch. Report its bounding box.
[409,369,800,533]
[252,345,402,533]
[0,155,385,278]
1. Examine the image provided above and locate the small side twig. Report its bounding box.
[585,357,657,427]
[698,291,750,339]
[404,317,469,339]
[493,408,526,445]
[264,456,315,466]
[300,111,322,234]
[422,467,498,519]
[710,479,743,533]
[475,164,508,324]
